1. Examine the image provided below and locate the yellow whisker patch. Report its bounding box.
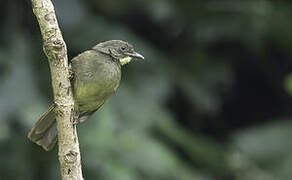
[120,56,132,65]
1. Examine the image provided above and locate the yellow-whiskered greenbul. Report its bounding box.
[28,40,144,151]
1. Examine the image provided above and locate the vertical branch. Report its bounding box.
[31,0,83,179]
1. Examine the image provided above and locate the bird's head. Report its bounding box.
[92,40,144,65]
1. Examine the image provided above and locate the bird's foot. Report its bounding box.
[68,66,74,81]
[72,113,79,125]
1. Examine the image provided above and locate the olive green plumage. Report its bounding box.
[27,40,144,151]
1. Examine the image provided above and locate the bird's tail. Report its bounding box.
[27,104,58,151]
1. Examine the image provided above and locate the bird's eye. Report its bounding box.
[120,46,127,51]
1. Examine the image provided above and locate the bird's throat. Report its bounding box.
[120,56,132,65]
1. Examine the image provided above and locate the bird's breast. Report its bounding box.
[72,57,121,113]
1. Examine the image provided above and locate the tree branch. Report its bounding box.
[31,0,83,179]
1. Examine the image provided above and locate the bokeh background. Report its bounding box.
[1,0,292,179]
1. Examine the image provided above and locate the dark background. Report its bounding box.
[1,0,292,179]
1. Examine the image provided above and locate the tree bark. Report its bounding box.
[31,0,83,179]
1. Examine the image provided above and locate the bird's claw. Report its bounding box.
[72,114,79,125]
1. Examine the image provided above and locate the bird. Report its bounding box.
[27,40,144,151]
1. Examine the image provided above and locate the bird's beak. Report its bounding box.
[126,52,144,60]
